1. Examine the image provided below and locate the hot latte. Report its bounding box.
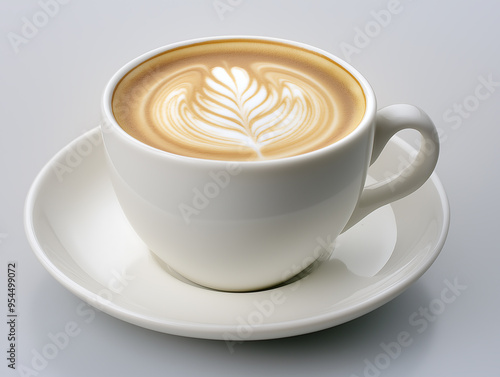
[112,39,366,161]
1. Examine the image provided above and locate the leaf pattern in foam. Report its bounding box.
[150,64,332,160]
[186,66,312,156]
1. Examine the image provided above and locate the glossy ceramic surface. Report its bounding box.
[24,128,449,340]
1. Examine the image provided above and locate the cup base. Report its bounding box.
[150,246,334,293]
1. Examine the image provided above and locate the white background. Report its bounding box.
[1,0,499,376]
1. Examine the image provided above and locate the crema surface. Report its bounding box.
[112,39,366,161]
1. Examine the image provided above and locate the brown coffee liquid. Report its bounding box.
[112,39,366,161]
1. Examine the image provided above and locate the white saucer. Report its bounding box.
[24,128,449,341]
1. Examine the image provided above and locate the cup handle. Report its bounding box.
[343,104,440,231]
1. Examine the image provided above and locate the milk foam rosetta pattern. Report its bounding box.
[145,63,338,160]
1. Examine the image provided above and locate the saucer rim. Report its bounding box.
[24,127,450,340]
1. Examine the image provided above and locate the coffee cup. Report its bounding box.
[101,36,439,292]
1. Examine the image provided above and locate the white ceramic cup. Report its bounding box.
[101,36,439,292]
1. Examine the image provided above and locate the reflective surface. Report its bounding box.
[25,129,448,340]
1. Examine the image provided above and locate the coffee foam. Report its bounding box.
[112,40,366,161]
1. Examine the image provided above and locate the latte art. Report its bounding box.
[112,39,366,161]
[149,64,335,160]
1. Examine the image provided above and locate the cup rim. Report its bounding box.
[101,35,377,166]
